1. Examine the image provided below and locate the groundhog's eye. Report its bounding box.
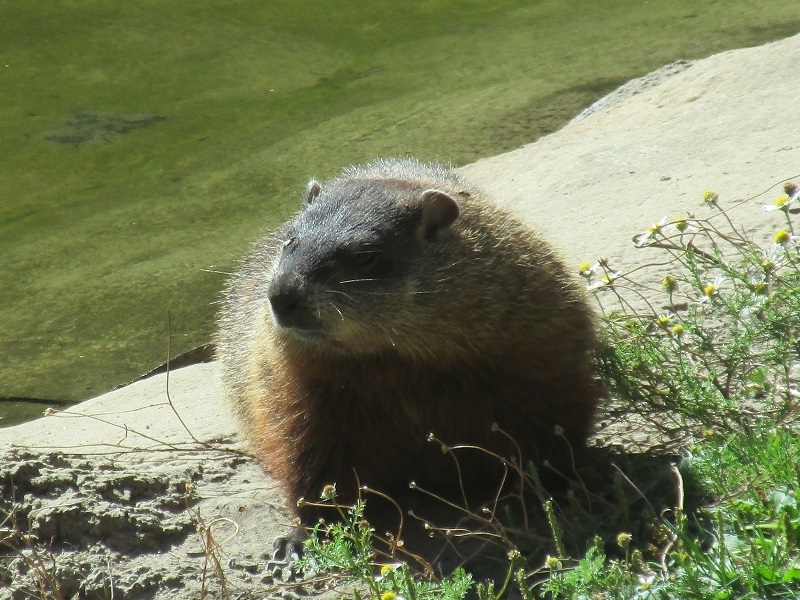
[351,250,380,268]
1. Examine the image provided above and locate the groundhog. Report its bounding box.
[217,158,602,525]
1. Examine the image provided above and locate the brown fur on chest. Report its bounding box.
[250,353,595,514]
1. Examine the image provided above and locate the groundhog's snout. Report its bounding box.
[267,276,315,331]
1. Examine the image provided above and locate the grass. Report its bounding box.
[3,1,800,420]
[299,500,474,600]
[292,180,800,598]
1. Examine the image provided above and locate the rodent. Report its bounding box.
[217,158,602,525]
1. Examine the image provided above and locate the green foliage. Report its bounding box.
[666,428,800,598]
[593,184,800,435]
[300,501,377,581]
[574,182,800,598]
[300,502,474,600]
[538,537,643,599]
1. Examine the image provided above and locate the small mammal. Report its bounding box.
[217,158,602,524]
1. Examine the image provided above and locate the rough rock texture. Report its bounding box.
[0,365,293,600]
[2,450,197,598]
[0,445,296,600]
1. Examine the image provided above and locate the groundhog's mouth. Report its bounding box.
[274,321,336,342]
[288,328,327,341]
[278,324,354,351]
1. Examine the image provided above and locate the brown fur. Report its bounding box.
[217,159,602,523]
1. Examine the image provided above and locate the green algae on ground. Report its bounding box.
[1,0,800,424]
[44,113,168,146]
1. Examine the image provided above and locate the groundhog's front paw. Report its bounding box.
[267,527,307,582]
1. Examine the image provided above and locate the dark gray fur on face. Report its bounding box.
[266,159,463,342]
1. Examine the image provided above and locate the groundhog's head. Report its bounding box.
[266,174,468,356]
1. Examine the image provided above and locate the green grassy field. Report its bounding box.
[1,0,799,422]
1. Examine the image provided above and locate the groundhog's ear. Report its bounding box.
[418,189,460,240]
[305,180,322,205]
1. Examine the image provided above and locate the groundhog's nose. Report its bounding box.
[268,285,301,328]
[268,276,318,331]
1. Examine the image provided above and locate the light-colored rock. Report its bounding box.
[0,362,233,453]
[462,33,800,275]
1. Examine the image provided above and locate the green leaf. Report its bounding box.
[781,567,800,582]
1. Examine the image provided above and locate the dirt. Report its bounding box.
[0,449,299,599]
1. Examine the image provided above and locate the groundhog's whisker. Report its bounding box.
[338,277,387,285]
[434,273,462,284]
[201,268,235,276]
[441,258,467,270]
[330,290,442,296]
[323,289,357,301]
[322,291,363,313]
[328,302,345,322]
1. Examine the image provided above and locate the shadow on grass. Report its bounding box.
[307,443,706,586]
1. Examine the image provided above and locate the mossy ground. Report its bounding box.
[2,0,800,422]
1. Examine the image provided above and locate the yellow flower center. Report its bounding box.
[321,484,337,500]
[775,230,791,244]
[702,190,719,205]
[616,532,633,549]
[544,555,562,570]
[380,565,395,577]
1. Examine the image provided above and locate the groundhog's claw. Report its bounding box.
[267,529,306,581]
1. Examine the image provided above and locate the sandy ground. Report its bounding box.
[2,32,799,600]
